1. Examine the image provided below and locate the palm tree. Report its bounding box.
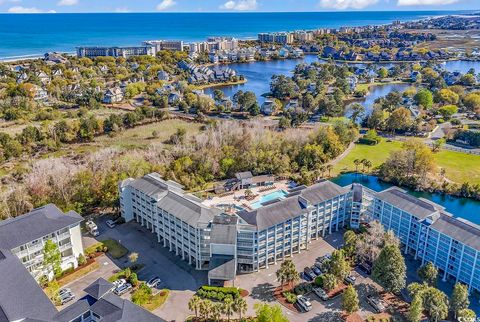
[234,297,248,320]
[199,299,212,320]
[353,159,361,172]
[364,160,372,172]
[326,164,333,177]
[361,159,368,172]
[276,259,299,290]
[188,295,201,319]
[222,297,235,321]
[211,302,223,321]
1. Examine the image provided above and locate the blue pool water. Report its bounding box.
[251,190,288,209]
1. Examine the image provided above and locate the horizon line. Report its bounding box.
[0,9,479,14]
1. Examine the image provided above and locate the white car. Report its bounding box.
[296,295,312,312]
[114,283,132,296]
[113,278,126,288]
[146,276,161,288]
[106,220,116,228]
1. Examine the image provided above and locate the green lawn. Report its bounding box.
[435,150,480,185]
[140,289,170,311]
[100,239,129,259]
[333,140,480,185]
[333,140,403,175]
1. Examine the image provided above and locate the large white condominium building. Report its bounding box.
[76,46,156,58]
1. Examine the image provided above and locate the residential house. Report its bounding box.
[103,87,124,104]
[168,91,182,105]
[261,99,275,115]
[157,70,170,81]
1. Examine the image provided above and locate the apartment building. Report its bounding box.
[76,46,156,58]
[119,173,480,292]
[143,40,184,52]
[120,173,222,270]
[119,174,351,281]
[0,204,84,281]
[372,187,480,292]
[257,32,294,44]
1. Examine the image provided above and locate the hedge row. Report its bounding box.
[197,286,240,301]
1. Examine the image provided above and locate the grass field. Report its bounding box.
[101,239,129,259]
[94,118,202,149]
[333,140,403,175]
[333,140,480,185]
[141,289,170,311]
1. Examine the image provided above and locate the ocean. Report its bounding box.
[0,11,472,60]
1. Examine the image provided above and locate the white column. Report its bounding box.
[455,244,465,283]
[443,239,453,281]
[265,229,269,269]
[468,251,478,293]
[405,214,412,255]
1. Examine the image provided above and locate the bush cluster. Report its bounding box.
[294,282,313,295]
[197,286,240,301]
[282,291,297,304]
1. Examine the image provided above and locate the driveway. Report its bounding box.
[93,217,207,292]
[59,254,120,309]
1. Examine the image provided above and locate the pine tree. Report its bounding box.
[372,244,406,293]
[408,295,423,322]
[418,262,438,286]
[451,283,469,319]
[342,285,359,314]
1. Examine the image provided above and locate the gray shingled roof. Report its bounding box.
[237,181,349,231]
[208,255,236,281]
[210,220,237,245]
[431,213,480,251]
[0,204,83,250]
[237,196,308,231]
[299,180,350,205]
[376,188,439,219]
[124,173,220,227]
[0,249,57,321]
[235,171,253,180]
[156,191,220,226]
[53,299,90,322]
[84,278,114,300]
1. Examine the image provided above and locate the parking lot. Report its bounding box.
[65,218,466,321]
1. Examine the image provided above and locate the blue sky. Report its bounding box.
[0,0,478,13]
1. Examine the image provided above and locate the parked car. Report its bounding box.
[300,272,313,282]
[59,291,75,305]
[313,287,329,301]
[86,220,99,237]
[357,263,372,275]
[297,295,312,312]
[304,267,316,280]
[114,283,132,296]
[344,274,357,285]
[113,279,126,288]
[314,261,323,270]
[146,276,162,288]
[58,288,72,297]
[106,220,116,228]
[311,265,321,276]
[367,295,386,313]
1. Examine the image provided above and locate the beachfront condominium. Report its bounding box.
[258,32,294,44]
[372,187,480,292]
[143,40,185,52]
[0,204,84,281]
[76,46,156,58]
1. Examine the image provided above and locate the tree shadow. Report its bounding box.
[308,311,343,322]
[250,282,275,302]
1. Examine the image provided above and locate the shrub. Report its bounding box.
[315,275,325,287]
[451,118,461,126]
[78,253,86,266]
[282,291,297,304]
[197,286,240,301]
[129,272,138,286]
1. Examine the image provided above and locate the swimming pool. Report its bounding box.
[251,190,288,209]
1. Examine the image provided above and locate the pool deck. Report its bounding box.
[202,180,290,211]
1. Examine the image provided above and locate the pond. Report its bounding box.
[443,60,480,74]
[331,172,480,225]
[205,55,319,104]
